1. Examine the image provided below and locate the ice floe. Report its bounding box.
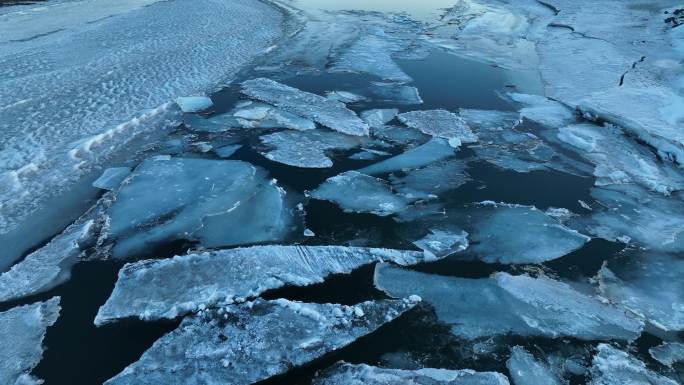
[649,342,684,367]
[589,344,677,385]
[367,82,424,105]
[330,34,412,82]
[375,265,643,340]
[259,129,363,168]
[0,298,60,385]
[104,298,418,385]
[506,346,561,385]
[176,96,213,113]
[389,159,470,200]
[361,109,399,128]
[412,229,469,259]
[213,144,242,158]
[95,245,430,324]
[92,167,131,191]
[241,78,369,136]
[398,110,478,144]
[360,138,456,175]
[231,101,317,131]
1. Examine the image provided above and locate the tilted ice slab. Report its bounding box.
[259,130,363,168]
[398,110,478,144]
[311,171,411,217]
[231,101,316,131]
[506,346,561,385]
[0,298,60,385]
[105,298,418,385]
[0,0,283,249]
[597,252,684,332]
[360,139,456,175]
[313,362,510,385]
[92,167,132,191]
[361,109,399,128]
[589,344,678,385]
[330,33,412,82]
[649,342,684,367]
[389,159,470,200]
[241,78,369,136]
[375,265,643,341]
[107,157,300,258]
[95,245,430,324]
[412,229,469,259]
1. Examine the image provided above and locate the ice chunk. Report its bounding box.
[506,346,561,385]
[412,229,469,259]
[370,125,429,146]
[95,245,430,324]
[360,138,456,175]
[92,167,131,191]
[508,93,576,128]
[398,110,478,143]
[330,34,412,82]
[597,252,684,331]
[649,342,684,367]
[241,78,369,136]
[213,144,242,158]
[366,82,423,105]
[104,298,417,385]
[0,298,60,385]
[375,265,643,340]
[231,101,317,131]
[183,114,237,133]
[389,159,470,200]
[361,109,399,128]
[176,96,213,113]
[311,171,410,216]
[348,149,391,161]
[590,344,678,385]
[259,130,362,168]
[326,91,367,104]
[107,158,300,258]
[313,362,510,385]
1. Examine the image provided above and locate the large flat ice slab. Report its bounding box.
[375,265,643,341]
[241,78,369,136]
[259,130,362,168]
[96,245,430,324]
[313,362,510,385]
[589,344,678,385]
[0,298,60,385]
[105,298,418,385]
[398,110,478,144]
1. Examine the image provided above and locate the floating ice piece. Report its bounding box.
[107,158,300,258]
[231,101,316,131]
[312,362,510,385]
[259,130,362,168]
[361,109,399,128]
[375,265,643,341]
[176,96,213,113]
[213,144,242,158]
[104,298,418,385]
[360,139,455,175]
[348,149,391,161]
[303,228,316,237]
[241,78,369,136]
[370,125,429,146]
[413,229,469,259]
[95,245,429,324]
[508,93,576,128]
[183,114,236,133]
[597,252,684,332]
[92,167,131,191]
[398,110,478,143]
[311,171,410,216]
[506,346,561,385]
[366,82,423,105]
[390,159,470,200]
[590,344,678,385]
[649,342,684,367]
[326,91,367,104]
[330,34,412,82]
[0,298,60,385]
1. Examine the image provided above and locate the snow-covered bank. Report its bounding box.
[0,0,285,268]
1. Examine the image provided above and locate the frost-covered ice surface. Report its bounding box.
[649,342,684,367]
[312,171,411,216]
[589,344,678,385]
[95,245,429,324]
[0,0,284,259]
[259,130,363,168]
[105,298,418,385]
[107,157,301,258]
[506,346,561,385]
[375,265,643,340]
[360,138,456,175]
[0,298,60,385]
[241,78,369,136]
[312,362,510,385]
[398,110,478,144]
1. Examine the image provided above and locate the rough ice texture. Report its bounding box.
[0,0,284,245]
[508,93,576,129]
[649,342,684,367]
[176,96,213,113]
[360,139,456,175]
[241,78,369,136]
[398,110,478,143]
[107,157,301,258]
[390,159,470,200]
[330,33,412,82]
[0,298,61,385]
[92,167,131,191]
[105,298,418,385]
[311,171,410,216]
[370,125,429,146]
[313,362,510,385]
[95,245,430,324]
[590,344,678,385]
[506,346,561,385]
[597,252,684,332]
[259,130,362,168]
[375,265,643,341]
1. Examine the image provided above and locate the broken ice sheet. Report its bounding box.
[259,129,363,168]
[241,78,369,136]
[366,82,423,105]
[412,229,469,259]
[649,342,684,367]
[176,96,213,113]
[183,113,238,133]
[506,346,561,385]
[508,93,576,129]
[375,265,643,341]
[96,245,429,324]
[106,157,301,258]
[312,362,510,385]
[361,109,399,128]
[590,344,678,385]
[398,110,478,144]
[213,144,242,158]
[231,101,317,131]
[326,91,367,104]
[311,171,411,217]
[0,298,60,385]
[330,34,412,82]
[597,252,684,332]
[389,158,470,200]
[370,124,430,146]
[360,138,456,175]
[104,298,418,385]
[92,167,131,191]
